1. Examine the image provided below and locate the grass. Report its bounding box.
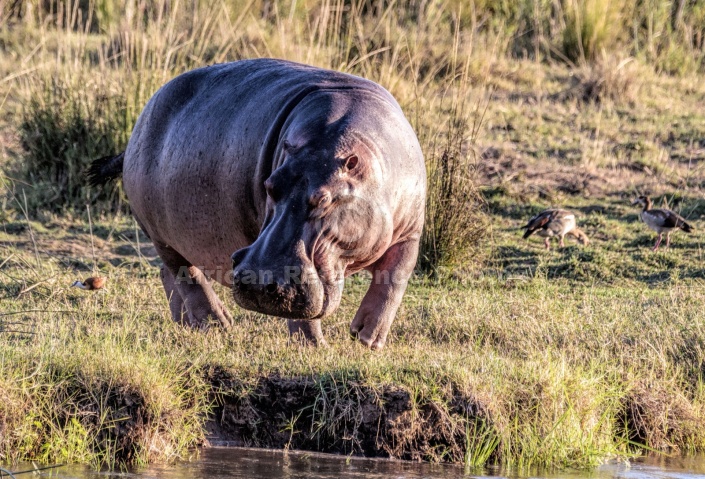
[561,0,624,64]
[0,198,704,469]
[418,74,490,275]
[1,0,705,473]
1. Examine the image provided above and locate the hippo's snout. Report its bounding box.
[231,250,324,319]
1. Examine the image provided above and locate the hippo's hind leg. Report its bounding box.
[155,243,233,330]
[160,265,188,324]
[350,239,419,350]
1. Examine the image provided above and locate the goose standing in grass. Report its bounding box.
[71,277,106,291]
[632,196,692,251]
[522,209,589,251]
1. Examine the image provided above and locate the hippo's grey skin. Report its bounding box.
[100,59,426,349]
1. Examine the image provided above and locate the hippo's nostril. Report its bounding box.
[233,271,247,292]
[265,283,278,294]
[231,249,248,269]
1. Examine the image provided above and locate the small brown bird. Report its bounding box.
[632,196,692,251]
[71,276,107,291]
[522,208,589,250]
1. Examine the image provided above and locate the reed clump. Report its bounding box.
[17,74,129,212]
[560,0,625,64]
[419,113,489,276]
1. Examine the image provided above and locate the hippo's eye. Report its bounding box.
[264,178,275,199]
[264,174,287,202]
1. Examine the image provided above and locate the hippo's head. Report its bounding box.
[230,130,393,320]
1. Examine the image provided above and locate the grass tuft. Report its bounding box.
[567,55,641,104]
[560,0,624,64]
[419,115,489,276]
[16,74,130,213]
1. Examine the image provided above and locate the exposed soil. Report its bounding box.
[0,227,158,269]
[475,141,693,200]
[199,369,698,464]
[203,368,482,463]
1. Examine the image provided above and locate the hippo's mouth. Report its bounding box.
[230,267,324,319]
[230,234,350,321]
[230,254,347,320]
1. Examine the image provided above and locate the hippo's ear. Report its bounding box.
[344,154,359,171]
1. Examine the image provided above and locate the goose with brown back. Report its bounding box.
[632,196,692,251]
[522,209,589,251]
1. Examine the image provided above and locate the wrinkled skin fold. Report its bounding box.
[122,59,426,349]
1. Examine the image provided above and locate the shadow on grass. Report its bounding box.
[490,240,702,286]
[492,245,540,276]
[626,234,658,249]
[488,203,543,220]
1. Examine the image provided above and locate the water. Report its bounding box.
[4,448,705,479]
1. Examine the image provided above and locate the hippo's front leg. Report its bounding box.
[350,240,419,350]
[287,319,327,346]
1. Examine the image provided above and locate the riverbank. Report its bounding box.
[1,217,705,469]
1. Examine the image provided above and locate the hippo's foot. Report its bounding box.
[350,240,419,350]
[350,310,389,350]
[192,293,233,330]
[157,245,233,330]
[287,318,327,347]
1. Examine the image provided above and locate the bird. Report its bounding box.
[71,276,107,291]
[522,208,589,250]
[631,196,692,251]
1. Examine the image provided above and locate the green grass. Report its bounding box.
[1,203,704,468]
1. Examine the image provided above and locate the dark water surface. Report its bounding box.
[5,448,705,479]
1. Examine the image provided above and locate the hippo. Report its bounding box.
[90,58,426,349]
